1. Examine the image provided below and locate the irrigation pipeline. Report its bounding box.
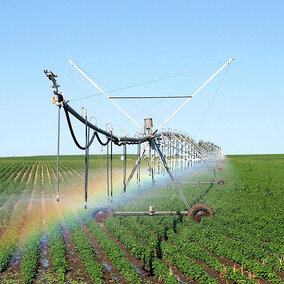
[63,101,222,155]
[44,70,224,211]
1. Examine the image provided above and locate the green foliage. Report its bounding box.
[65,217,104,283]
[86,219,142,284]
[21,232,42,284]
[0,154,283,283]
[48,223,68,283]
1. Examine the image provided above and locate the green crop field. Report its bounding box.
[0,154,283,283]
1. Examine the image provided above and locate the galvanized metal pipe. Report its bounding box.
[113,211,188,216]
[56,106,61,202]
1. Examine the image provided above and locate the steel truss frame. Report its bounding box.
[44,67,226,220]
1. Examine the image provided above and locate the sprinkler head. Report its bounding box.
[56,195,59,202]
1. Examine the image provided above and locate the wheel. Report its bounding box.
[215,178,228,185]
[92,207,113,222]
[188,203,215,223]
[216,166,224,172]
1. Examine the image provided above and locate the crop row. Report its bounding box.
[204,217,283,256]
[21,231,42,284]
[143,215,281,282]
[174,221,281,282]
[0,164,38,273]
[107,216,217,283]
[64,216,104,283]
[84,217,142,283]
[104,217,179,284]
[48,222,68,283]
[118,216,253,283]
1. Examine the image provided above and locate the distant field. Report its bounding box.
[0,154,283,283]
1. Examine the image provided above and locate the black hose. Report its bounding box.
[64,107,96,150]
[95,132,110,146]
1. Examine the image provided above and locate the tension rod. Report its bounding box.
[152,139,191,211]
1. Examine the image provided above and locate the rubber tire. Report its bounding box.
[215,178,228,185]
[92,207,113,222]
[188,203,215,223]
[216,166,224,172]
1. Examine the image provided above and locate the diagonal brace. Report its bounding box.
[152,139,191,211]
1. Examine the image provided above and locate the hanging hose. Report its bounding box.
[96,132,110,146]
[64,107,96,150]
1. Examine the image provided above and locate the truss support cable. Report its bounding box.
[156,57,234,132]
[84,115,89,209]
[152,139,191,211]
[56,106,61,202]
[68,59,142,129]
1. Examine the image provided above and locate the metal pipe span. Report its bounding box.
[64,102,150,144]
[113,211,189,216]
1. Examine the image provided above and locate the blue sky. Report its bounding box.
[0,1,283,156]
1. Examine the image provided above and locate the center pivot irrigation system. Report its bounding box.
[45,57,233,223]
